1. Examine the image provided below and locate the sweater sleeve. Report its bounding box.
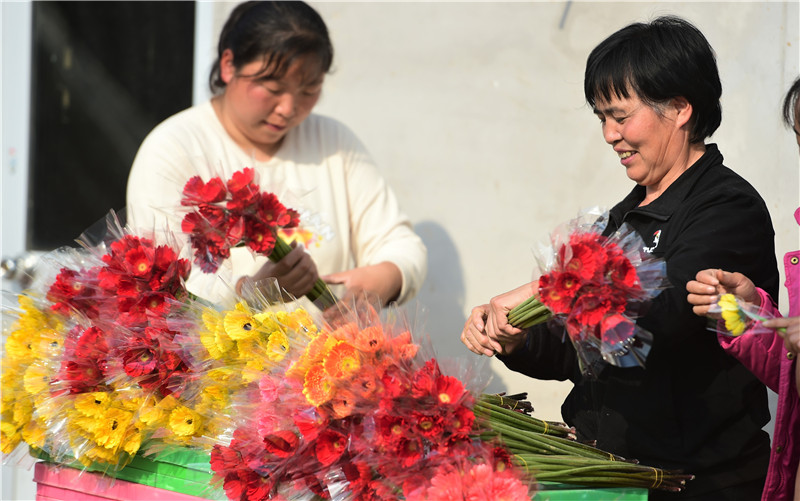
[339,128,427,304]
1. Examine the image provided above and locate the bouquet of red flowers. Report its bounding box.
[180,167,336,308]
[508,209,668,376]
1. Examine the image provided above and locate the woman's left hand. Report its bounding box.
[322,262,402,306]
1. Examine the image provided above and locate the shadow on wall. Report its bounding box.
[410,221,503,392]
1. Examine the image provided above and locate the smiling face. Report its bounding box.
[216,51,324,160]
[593,89,700,201]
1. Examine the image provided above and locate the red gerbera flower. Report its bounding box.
[570,289,615,331]
[606,253,640,291]
[263,430,299,459]
[227,168,260,210]
[563,241,603,281]
[123,246,154,278]
[396,438,423,467]
[411,360,440,398]
[434,374,466,406]
[315,429,348,466]
[256,192,292,228]
[244,219,277,254]
[120,337,159,378]
[412,411,443,439]
[538,271,581,314]
[181,175,227,205]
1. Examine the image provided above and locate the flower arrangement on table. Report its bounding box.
[208,296,535,500]
[0,211,536,499]
[0,212,217,469]
[180,167,336,309]
[507,209,669,375]
[1,205,693,500]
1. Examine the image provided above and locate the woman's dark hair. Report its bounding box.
[584,16,722,143]
[209,1,333,94]
[782,77,800,128]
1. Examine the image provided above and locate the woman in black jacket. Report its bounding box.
[461,16,778,500]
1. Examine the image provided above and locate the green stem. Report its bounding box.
[507,296,552,329]
[268,237,337,309]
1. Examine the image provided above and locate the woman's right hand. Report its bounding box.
[239,241,320,298]
[686,268,759,317]
[460,282,536,356]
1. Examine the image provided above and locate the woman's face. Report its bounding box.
[593,90,689,191]
[220,52,324,155]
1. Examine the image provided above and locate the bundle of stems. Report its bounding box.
[475,394,694,492]
[513,455,694,492]
[269,237,337,309]
[507,295,551,329]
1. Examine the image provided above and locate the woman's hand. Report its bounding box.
[322,261,402,306]
[484,282,535,353]
[686,269,759,317]
[461,305,502,356]
[238,241,319,298]
[460,282,536,357]
[762,316,800,355]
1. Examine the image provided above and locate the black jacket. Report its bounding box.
[499,145,779,498]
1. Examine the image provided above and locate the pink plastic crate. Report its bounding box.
[34,462,210,501]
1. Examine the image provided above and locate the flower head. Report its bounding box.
[718,293,747,336]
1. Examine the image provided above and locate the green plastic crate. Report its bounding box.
[30,447,223,499]
[534,482,648,500]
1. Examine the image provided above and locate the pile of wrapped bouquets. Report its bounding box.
[1,175,694,500]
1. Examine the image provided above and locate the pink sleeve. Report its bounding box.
[717,288,783,391]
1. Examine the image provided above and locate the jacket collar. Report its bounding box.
[609,143,723,227]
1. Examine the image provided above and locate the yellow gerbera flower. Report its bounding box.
[4,330,38,365]
[32,329,64,359]
[21,420,45,449]
[277,309,318,336]
[1,422,22,454]
[138,396,168,427]
[718,294,747,336]
[22,362,52,396]
[197,385,229,413]
[266,331,291,362]
[93,407,134,448]
[253,311,282,333]
[201,328,235,360]
[223,302,260,341]
[11,398,33,426]
[122,427,142,456]
[168,406,202,437]
[74,392,112,418]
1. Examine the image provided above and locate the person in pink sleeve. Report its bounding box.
[686,76,800,501]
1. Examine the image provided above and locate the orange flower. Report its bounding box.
[323,342,361,380]
[286,331,331,380]
[303,364,334,407]
[352,325,385,354]
[330,322,359,342]
[330,389,358,419]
